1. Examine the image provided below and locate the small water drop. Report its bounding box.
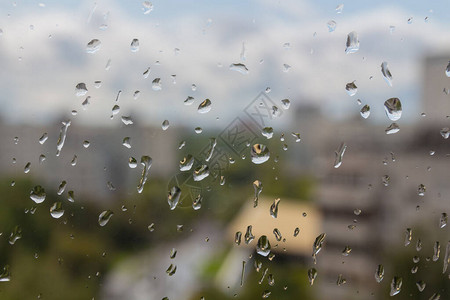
[270,198,280,218]
[417,184,426,196]
[336,4,344,13]
[308,268,317,285]
[112,105,120,116]
[336,274,346,286]
[404,228,412,246]
[384,98,402,121]
[312,233,326,264]
[0,265,11,282]
[193,165,209,181]
[385,123,400,135]
[24,162,31,173]
[198,99,212,114]
[253,180,263,207]
[50,202,64,218]
[273,228,282,242]
[39,133,48,144]
[229,63,249,75]
[56,120,71,156]
[166,264,177,276]
[440,128,449,139]
[83,140,90,148]
[360,104,370,119]
[67,190,75,203]
[293,227,300,237]
[256,235,271,256]
[235,231,242,245]
[121,116,133,125]
[251,144,270,164]
[57,180,67,195]
[8,225,22,245]
[179,155,194,171]
[192,194,202,210]
[122,137,131,149]
[137,156,152,193]
[345,81,357,96]
[168,186,181,210]
[390,276,402,296]
[162,120,170,130]
[152,78,162,91]
[184,96,194,105]
[142,1,153,14]
[30,185,46,203]
[245,225,255,244]
[439,213,448,228]
[86,39,101,53]
[375,264,384,283]
[98,210,113,226]
[262,127,273,139]
[130,38,140,52]
[71,155,77,166]
[381,62,393,87]
[75,83,88,97]
[446,61,450,77]
[327,20,337,32]
[342,245,352,256]
[39,154,46,164]
[433,241,440,261]
[334,142,347,168]
[345,31,359,54]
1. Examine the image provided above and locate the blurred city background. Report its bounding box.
[0,1,449,300]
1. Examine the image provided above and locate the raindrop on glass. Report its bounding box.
[98,210,114,226]
[381,62,393,87]
[229,63,249,75]
[256,235,271,257]
[86,39,101,53]
[130,38,139,52]
[30,185,46,203]
[167,186,181,210]
[345,81,357,96]
[50,202,64,219]
[384,98,402,121]
[198,99,212,114]
[251,144,270,164]
[360,105,370,119]
[345,31,359,54]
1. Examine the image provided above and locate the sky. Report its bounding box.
[0,0,449,129]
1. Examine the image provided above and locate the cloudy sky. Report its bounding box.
[0,0,449,129]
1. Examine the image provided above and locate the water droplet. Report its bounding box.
[385,123,400,134]
[405,228,412,246]
[336,4,344,13]
[253,180,263,208]
[384,98,402,121]
[256,235,271,256]
[282,64,291,72]
[407,17,413,24]
[166,264,177,276]
[446,61,450,77]
[122,137,131,149]
[262,290,271,298]
[205,138,217,162]
[293,227,300,237]
[191,84,197,91]
[251,144,270,164]
[168,186,181,210]
[198,99,212,114]
[345,81,357,96]
[37,154,45,164]
[83,140,90,148]
[336,274,346,286]
[130,38,139,52]
[270,198,280,218]
[308,268,317,285]
[413,256,420,263]
[375,264,384,283]
[291,132,301,142]
[56,120,71,156]
[30,185,46,203]
[194,127,203,134]
[98,210,114,226]
[152,78,162,91]
[440,213,448,228]
[142,67,151,78]
[179,155,194,171]
[260,127,274,139]
[229,63,249,74]
[273,228,282,241]
[24,162,31,173]
[312,233,326,264]
[342,245,352,256]
[360,105,370,119]
[259,268,268,284]
[433,241,440,261]
[240,261,246,286]
[429,293,440,300]
[70,155,77,166]
[192,194,202,210]
[57,180,67,195]
[381,62,393,87]
[0,265,11,282]
[75,83,88,97]
[417,184,426,196]
[280,99,290,110]
[345,31,359,54]
[161,120,170,130]
[245,225,255,244]
[148,223,155,232]
[67,190,75,202]
[137,156,152,193]
[390,276,402,296]
[169,248,177,259]
[440,128,449,139]
[8,225,22,245]
[86,39,101,53]
[327,20,336,32]
[50,202,64,218]
[415,281,426,293]
[142,1,153,14]
[193,164,209,181]
[39,133,48,144]
[121,116,133,125]
[235,231,242,245]
[184,96,194,105]
[112,105,120,116]
[334,142,347,168]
